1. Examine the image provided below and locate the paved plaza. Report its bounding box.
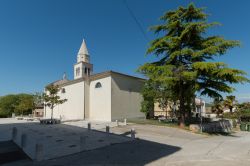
[1,118,250,165]
[0,118,130,161]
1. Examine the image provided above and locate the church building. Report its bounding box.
[44,40,145,122]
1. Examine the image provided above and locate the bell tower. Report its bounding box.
[74,39,93,79]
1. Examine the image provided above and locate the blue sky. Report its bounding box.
[0,0,249,102]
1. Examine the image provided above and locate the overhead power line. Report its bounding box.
[122,0,149,42]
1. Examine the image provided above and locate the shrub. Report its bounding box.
[223,112,240,119]
[223,109,250,122]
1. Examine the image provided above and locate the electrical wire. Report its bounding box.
[122,0,149,42]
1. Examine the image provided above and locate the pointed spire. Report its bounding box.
[77,39,90,63]
[78,39,89,55]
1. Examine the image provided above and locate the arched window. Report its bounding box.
[95,82,102,88]
[76,67,80,76]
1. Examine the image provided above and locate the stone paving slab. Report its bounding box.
[0,118,132,161]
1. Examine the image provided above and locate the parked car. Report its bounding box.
[158,115,166,122]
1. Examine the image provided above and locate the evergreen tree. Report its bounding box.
[140,80,155,118]
[138,3,249,127]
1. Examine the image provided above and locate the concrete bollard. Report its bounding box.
[87,123,91,131]
[116,120,119,126]
[106,125,110,133]
[131,128,135,139]
[12,127,17,140]
[80,136,87,151]
[35,143,43,161]
[21,133,27,148]
[124,118,127,125]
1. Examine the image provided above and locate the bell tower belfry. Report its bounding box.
[74,39,93,79]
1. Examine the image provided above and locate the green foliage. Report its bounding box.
[223,111,240,119]
[43,84,67,119]
[223,95,237,113]
[140,80,156,118]
[237,102,250,111]
[0,95,18,117]
[14,94,34,115]
[223,109,250,120]
[140,79,177,118]
[223,101,250,121]
[239,109,250,116]
[0,94,36,117]
[33,92,44,107]
[138,3,249,125]
[211,97,224,115]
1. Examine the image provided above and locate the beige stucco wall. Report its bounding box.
[89,77,112,121]
[154,102,172,117]
[111,74,145,121]
[45,81,85,121]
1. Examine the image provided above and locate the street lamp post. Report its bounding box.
[200,98,203,133]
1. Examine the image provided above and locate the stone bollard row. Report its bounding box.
[87,122,91,131]
[106,125,110,133]
[12,128,28,150]
[131,128,135,139]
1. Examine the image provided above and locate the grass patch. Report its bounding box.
[127,118,189,130]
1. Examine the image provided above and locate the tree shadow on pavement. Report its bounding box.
[205,131,240,137]
[34,138,181,166]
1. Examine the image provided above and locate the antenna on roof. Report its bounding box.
[63,72,67,80]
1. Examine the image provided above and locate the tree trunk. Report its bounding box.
[44,105,46,118]
[149,108,154,119]
[230,107,233,114]
[179,103,185,128]
[179,81,185,128]
[51,108,53,120]
[179,92,185,128]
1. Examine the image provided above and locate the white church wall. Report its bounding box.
[89,77,112,121]
[45,81,85,121]
[111,74,145,121]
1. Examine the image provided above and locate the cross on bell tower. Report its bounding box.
[74,39,93,79]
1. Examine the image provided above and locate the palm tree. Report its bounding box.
[212,97,224,115]
[224,95,237,113]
